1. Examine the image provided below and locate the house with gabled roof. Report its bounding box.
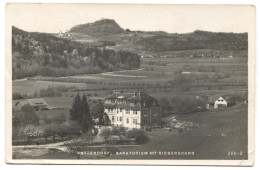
[104,91,161,129]
[207,94,236,109]
[13,98,48,111]
[13,100,29,111]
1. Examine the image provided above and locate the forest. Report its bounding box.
[12,26,141,79]
[136,30,248,52]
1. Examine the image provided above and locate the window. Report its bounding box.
[120,117,122,122]
[130,102,135,106]
[126,109,130,114]
[143,102,146,107]
[117,117,119,121]
[112,116,115,122]
[133,110,138,115]
[133,119,137,124]
[143,119,148,125]
[143,109,148,115]
[120,108,122,112]
[126,118,129,124]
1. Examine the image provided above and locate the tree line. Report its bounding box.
[136,30,248,52]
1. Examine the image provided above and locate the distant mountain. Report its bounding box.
[69,19,248,53]
[69,19,125,36]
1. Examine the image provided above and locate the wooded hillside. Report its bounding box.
[136,30,248,52]
[12,26,140,79]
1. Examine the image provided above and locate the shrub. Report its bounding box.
[111,126,126,140]
[126,130,149,144]
[100,128,112,143]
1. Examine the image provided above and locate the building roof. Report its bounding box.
[105,91,159,107]
[106,92,134,100]
[27,98,47,106]
[13,100,29,108]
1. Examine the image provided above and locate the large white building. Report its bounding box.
[104,91,161,129]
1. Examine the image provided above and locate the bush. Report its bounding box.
[111,126,126,140]
[100,128,112,143]
[126,130,149,144]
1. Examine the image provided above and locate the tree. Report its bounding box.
[14,104,39,125]
[57,123,69,140]
[43,123,59,142]
[64,120,81,139]
[69,93,93,133]
[22,125,42,144]
[158,97,171,115]
[100,128,112,143]
[90,101,105,125]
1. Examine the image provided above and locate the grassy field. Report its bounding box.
[12,57,248,111]
[13,103,248,160]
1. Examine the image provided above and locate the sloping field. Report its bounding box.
[107,104,248,160]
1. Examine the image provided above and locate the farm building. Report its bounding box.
[13,99,48,111]
[13,100,29,111]
[104,91,161,129]
[28,99,48,110]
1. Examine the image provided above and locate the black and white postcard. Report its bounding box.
[5,3,255,165]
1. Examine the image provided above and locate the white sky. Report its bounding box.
[6,4,255,33]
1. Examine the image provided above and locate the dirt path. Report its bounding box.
[13,139,76,151]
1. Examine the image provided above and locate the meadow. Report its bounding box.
[12,56,248,108]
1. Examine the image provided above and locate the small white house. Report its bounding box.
[206,95,236,109]
[214,96,228,109]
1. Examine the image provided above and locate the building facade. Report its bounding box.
[104,91,161,129]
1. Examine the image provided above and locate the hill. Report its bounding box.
[69,19,125,36]
[136,30,248,52]
[69,19,248,54]
[12,26,140,79]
